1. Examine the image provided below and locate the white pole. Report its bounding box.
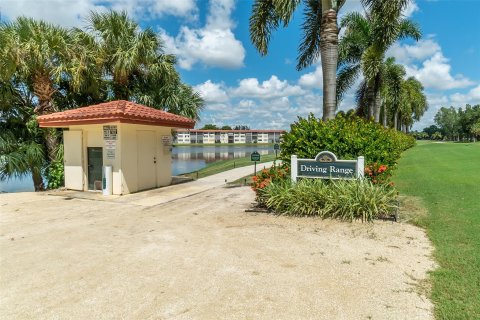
[357,156,365,179]
[291,155,298,183]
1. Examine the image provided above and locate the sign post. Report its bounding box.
[274,143,280,158]
[291,151,364,182]
[251,151,261,176]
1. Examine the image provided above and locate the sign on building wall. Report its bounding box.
[103,125,117,140]
[162,135,172,146]
[291,151,364,182]
[103,125,117,159]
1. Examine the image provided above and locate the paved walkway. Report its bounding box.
[49,161,277,207]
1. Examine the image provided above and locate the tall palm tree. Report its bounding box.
[86,10,203,119]
[397,76,427,132]
[250,0,346,121]
[0,17,73,161]
[381,57,405,127]
[337,6,421,122]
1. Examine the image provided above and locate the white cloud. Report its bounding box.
[231,76,305,99]
[450,84,480,105]
[194,80,229,103]
[0,0,197,27]
[403,1,419,17]
[406,52,474,90]
[161,0,245,70]
[298,63,323,89]
[388,39,441,64]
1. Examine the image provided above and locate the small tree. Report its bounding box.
[201,124,219,130]
[221,125,232,130]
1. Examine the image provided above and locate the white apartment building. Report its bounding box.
[173,129,285,144]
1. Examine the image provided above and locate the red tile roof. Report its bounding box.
[37,100,195,129]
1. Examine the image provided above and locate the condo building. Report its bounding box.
[174,129,285,144]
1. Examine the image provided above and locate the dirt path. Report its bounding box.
[0,185,435,319]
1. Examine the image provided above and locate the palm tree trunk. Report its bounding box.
[33,76,59,162]
[320,9,338,121]
[393,111,398,130]
[31,167,45,191]
[366,85,375,120]
[382,105,387,127]
[374,90,382,123]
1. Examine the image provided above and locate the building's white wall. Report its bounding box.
[176,132,190,144]
[120,123,172,194]
[234,133,246,143]
[63,130,84,190]
[203,132,215,144]
[68,124,122,194]
[220,133,229,143]
[65,123,174,195]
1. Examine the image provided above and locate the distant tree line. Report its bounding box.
[411,104,480,141]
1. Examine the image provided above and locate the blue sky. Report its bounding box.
[2,0,479,130]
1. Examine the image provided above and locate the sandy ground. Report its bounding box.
[0,186,435,319]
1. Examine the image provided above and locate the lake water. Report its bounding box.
[0,145,276,193]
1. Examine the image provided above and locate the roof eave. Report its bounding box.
[38,117,195,129]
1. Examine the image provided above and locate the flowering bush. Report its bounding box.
[364,162,394,186]
[251,163,289,196]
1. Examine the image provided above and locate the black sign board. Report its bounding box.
[292,151,363,181]
[274,143,280,150]
[251,151,261,162]
[297,161,356,179]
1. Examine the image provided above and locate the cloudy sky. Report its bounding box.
[1,0,479,130]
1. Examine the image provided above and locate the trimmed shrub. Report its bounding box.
[257,178,398,222]
[280,113,415,170]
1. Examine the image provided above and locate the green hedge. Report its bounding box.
[280,114,415,169]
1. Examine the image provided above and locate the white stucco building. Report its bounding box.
[38,100,195,195]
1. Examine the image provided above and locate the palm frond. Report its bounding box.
[398,19,421,41]
[297,0,323,70]
[336,64,361,103]
[249,0,282,56]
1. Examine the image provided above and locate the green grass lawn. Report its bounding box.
[393,141,480,320]
[181,154,278,180]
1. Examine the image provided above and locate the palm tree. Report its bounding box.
[250,0,346,121]
[86,10,204,119]
[397,77,427,132]
[0,79,46,191]
[0,17,73,161]
[337,6,421,122]
[381,57,406,127]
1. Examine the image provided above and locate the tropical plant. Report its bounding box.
[86,10,204,120]
[249,0,347,120]
[396,76,427,132]
[337,8,421,123]
[0,80,46,190]
[0,17,74,162]
[257,178,398,222]
[280,113,415,169]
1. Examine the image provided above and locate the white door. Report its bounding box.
[63,131,84,190]
[137,130,156,190]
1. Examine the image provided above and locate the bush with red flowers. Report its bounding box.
[251,163,289,196]
[364,162,393,185]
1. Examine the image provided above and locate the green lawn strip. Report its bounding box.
[393,142,480,320]
[181,154,278,179]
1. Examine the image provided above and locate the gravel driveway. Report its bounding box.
[0,186,435,319]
